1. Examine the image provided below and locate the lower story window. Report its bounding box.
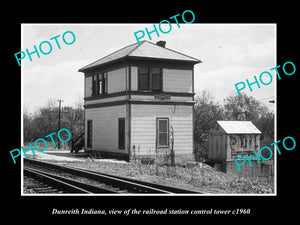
[157,118,169,147]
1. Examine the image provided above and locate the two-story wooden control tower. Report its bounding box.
[78,40,201,163]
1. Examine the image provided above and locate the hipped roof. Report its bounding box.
[217,121,262,134]
[79,40,201,72]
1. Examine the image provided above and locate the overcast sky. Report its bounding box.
[22,24,276,114]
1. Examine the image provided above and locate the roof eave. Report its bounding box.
[225,132,262,134]
[78,57,128,73]
[78,56,201,73]
[126,55,201,65]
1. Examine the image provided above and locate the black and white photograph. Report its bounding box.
[21,24,276,196]
[3,5,298,221]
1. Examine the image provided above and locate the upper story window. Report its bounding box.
[138,67,162,91]
[92,73,108,96]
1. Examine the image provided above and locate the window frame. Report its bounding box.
[138,67,162,92]
[138,67,150,90]
[151,67,162,91]
[156,117,169,148]
[92,73,108,96]
[103,72,108,94]
[92,75,98,95]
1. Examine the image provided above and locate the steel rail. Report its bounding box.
[24,167,92,194]
[24,158,202,194]
[25,166,117,194]
[77,167,201,193]
[24,159,172,193]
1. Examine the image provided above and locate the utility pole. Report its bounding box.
[57,99,64,149]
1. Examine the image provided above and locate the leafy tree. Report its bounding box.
[193,92,274,161]
[194,90,224,161]
[223,94,274,140]
[223,94,274,158]
[223,94,266,121]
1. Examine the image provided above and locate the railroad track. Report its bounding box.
[24,175,65,194]
[24,167,117,194]
[24,158,202,194]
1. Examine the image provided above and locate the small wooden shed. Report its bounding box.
[208,121,263,176]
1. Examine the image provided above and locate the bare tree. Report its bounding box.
[23,99,84,145]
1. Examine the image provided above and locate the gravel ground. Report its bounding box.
[23,177,39,194]
[23,150,274,194]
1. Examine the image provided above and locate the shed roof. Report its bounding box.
[217,121,262,134]
[78,40,201,72]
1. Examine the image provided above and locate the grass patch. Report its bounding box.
[62,159,274,194]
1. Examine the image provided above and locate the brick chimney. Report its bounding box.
[156,41,166,48]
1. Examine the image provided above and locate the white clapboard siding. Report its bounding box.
[131,66,138,91]
[85,105,126,153]
[85,76,92,97]
[171,116,193,154]
[130,94,193,101]
[131,104,193,156]
[84,67,126,97]
[108,67,126,93]
[84,95,127,106]
[163,69,193,93]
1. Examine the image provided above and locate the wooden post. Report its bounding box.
[170,125,175,167]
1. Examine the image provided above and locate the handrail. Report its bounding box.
[71,131,85,152]
[73,132,84,144]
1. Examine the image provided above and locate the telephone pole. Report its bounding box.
[57,99,64,149]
